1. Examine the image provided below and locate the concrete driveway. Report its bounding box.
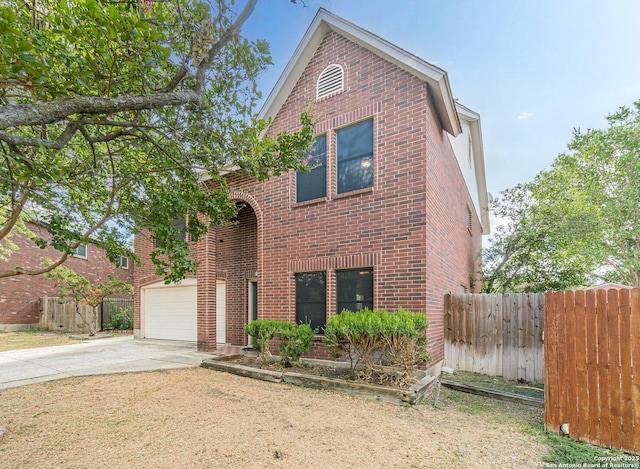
[0,336,212,390]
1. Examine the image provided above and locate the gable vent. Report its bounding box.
[317,64,344,100]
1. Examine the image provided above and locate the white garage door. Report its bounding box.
[143,284,197,341]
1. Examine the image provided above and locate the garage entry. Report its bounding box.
[142,280,197,341]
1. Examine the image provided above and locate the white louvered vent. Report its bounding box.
[317,64,344,100]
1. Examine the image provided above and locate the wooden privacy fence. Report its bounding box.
[39,297,100,333]
[444,293,545,382]
[545,288,640,453]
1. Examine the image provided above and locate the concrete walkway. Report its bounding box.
[0,336,213,390]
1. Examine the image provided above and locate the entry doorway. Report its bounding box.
[216,280,226,344]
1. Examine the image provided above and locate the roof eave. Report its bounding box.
[456,103,490,234]
[258,8,462,136]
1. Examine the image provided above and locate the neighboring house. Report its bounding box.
[134,9,490,367]
[0,221,133,331]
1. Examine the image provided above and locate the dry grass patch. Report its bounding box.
[0,367,549,468]
[0,331,74,352]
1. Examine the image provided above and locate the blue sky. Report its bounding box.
[242,0,640,197]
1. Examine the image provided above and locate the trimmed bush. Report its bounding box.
[244,320,281,364]
[323,308,430,387]
[244,320,315,366]
[278,322,315,367]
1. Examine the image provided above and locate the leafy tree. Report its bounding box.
[44,260,133,335]
[0,0,314,282]
[481,101,640,292]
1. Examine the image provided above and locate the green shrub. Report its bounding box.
[244,320,281,364]
[107,307,133,330]
[244,320,315,366]
[277,322,315,367]
[323,308,430,387]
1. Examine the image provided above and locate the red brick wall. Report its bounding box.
[134,31,483,366]
[215,204,258,345]
[217,32,480,364]
[0,222,134,328]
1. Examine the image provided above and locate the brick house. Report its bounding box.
[0,221,134,331]
[134,9,490,367]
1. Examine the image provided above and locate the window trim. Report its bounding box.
[336,267,374,315]
[296,134,327,203]
[117,255,129,269]
[71,244,87,259]
[295,271,327,333]
[336,118,374,195]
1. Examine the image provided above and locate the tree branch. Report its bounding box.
[195,0,257,92]
[0,120,82,149]
[0,252,70,279]
[0,90,200,130]
[0,180,35,241]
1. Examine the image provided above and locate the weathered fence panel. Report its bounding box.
[39,297,100,333]
[444,292,545,382]
[545,288,640,453]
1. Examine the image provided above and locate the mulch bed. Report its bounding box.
[225,354,420,390]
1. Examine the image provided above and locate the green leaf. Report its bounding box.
[18,53,35,63]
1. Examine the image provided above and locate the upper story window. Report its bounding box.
[117,255,129,269]
[316,64,344,101]
[71,244,87,259]
[336,119,374,194]
[154,216,188,247]
[466,207,473,232]
[296,135,327,203]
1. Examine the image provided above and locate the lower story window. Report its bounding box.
[336,268,373,314]
[295,272,326,332]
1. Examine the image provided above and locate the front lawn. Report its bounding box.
[0,367,549,468]
[0,331,73,352]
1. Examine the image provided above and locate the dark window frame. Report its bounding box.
[295,271,327,332]
[336,268,374,314]
[336,119,374,194]
[296,134,327,203]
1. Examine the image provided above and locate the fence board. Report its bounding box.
[585,290,600,444]
[632,289,640,454]
[573,290,589,442]
[565,290,578,439]
[504,294,516,380]
[597,289,612,447]
[544,291,560,431]
[556,291,569,431]
[545,288,640,454]
[534,293,545,382]
[463,295,474,373]
[619,290,633,452]
[444,292,545,382]
[608,289,622,450]
[525,293,535,381]
[494,294,504,378]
